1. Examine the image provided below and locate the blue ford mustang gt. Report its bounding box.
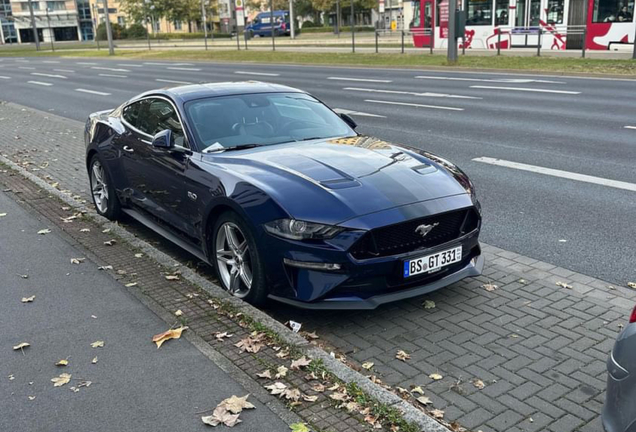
[84,82,483,309]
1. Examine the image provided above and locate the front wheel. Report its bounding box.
[89,154,121,220]
[212,212,268,305]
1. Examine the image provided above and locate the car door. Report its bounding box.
[122,96,194,235]
[117,99,150,205]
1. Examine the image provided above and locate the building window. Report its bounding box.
[117,16,126,26]
[46,1,66,11]
[174,20,182,30]
[495,0,509,25]
[593,0,634,22]
[21,2,41,11]
[466,0,493,25]
[153,20,160,32]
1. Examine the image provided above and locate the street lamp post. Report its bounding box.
[289,0,295,39]
[447,0,458,63]
[351,0,355,52]
[46,8,54,51]
[270,0,275,51]
[201,0,208,50]
[103,0,115,55]
[27,0,40,51]
[92,4,100,49]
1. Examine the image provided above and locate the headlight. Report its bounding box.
[263,219,343,240]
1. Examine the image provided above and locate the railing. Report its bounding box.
[495,25,587,57]
[373,28,434,54]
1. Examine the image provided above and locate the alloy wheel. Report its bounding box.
[215,222,253,298]
[90,161,109,214]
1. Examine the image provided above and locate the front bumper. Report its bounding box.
[269,252,483,309]
[602,325,636,432]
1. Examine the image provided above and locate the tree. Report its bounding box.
[166,0,203,32]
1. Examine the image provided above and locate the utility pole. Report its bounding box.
[335,0,340,37]
[350,0,355,52]
[270,0,275,50]
[289,0,295,39]
[92,3,100,49]
[27,0,40,51]
[447,0,457,63]
[46,8,54,51]
[201,0,208,49]
[103,0,115,55]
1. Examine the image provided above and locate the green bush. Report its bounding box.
[150,32,233,40]
[96,23,124,40]
[123,23,148,39]
[300,20,319,28]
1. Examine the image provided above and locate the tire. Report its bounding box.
[88,154,121,221]
[211,211,268,306]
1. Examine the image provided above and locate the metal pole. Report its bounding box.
[103,0,115,55]
[147,16,151,50]
[27,0,40,51]
[201,0,208,50]
[401,29,404,53]
[289,0,295,39]
[582,28,586,58]
[244,24,248,49]
[92,4,100,50]
[351,0,355,52]
[497,30,500,55]
[46,9,54,51]
[430,28,434,54]
[462,35,465,55]
[336,0,340,37]
[632,24,636,59]
[270,0,275,51]
[537,28,541,56]
[375,29,378,52]
[447,0,457,62]
[236,27,240,49]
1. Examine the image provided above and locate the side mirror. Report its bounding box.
[152,129,174,149]
[340,113,357,130]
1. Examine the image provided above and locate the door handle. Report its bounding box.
[123,146,134,153]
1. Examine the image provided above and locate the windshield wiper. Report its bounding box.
[203,143,264,153]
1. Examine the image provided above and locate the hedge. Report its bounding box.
[300,26,375,33]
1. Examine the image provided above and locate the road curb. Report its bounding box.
[0,154,452,432]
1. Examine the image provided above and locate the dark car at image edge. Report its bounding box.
[84,82,483,309]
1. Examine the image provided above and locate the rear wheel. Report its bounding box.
[212,212,268,305]
[89,154,121,220]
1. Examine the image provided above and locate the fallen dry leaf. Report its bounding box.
[91,340,104,348]
[302,394,318,402]
[276,349,290,359]
[472,379,485,389]
[13,342,30,351]
[304,331,319,340]
[98,265,113,270]
[430,408,445,419]
[214,332,232,341]
[28,396,35,401]
[234,334,265,353]
[51,373,71,387]
[256,370,272,379]
[70,258,85,264]
[628,282,636,289]
[329,391,349,402]
[174,309,183,317]
[152,326,188,349]
[284,388,301,402]
[21,296,35,303]
[396,350,411,361]
[165,274,180,281]
[275,366,288,379]
[482,283,498,291]
[125,282,138,287]
[423,300,436,309]
[411,386,425,395]
[134,253,144,258]
[265,382,288,396]
[220,394,255,414]
[311,383,325,392]
[429,373,443,381]
[556,281,573,289]
[0,213,6,217]
[91,357,98,364]
[290,356,312,370]
[56,359,68,367]
[102,228,111,234]
[79,228,90,233]
[362,361,374,370]
[416,395,432,405]
[103,239,116,246]
[202,406,241,428]
[37,229,51,235]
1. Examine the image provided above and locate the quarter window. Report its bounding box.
[495,0,510,25]
[466,0,493,25]
[122,101,142,128]
[593,0,634,22]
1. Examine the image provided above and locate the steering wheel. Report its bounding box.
[279,119,308,133]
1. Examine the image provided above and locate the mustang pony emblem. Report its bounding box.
[415,223,439,238]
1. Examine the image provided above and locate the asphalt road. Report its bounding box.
[0,190,289,432]
[0,56,634,285]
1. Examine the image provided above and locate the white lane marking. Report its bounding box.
[469,85,580,94]
[76,62,98,65]
[364,99,464,111]
[415,75,565,84]
[18,66,36,70]
[328,76,392,83]
[99,73,128,78]
[54,69,75,73]
[118,63,143,67]
[344,87,480,100]
[167,67,201,71]
[234,71,280,77]
[156,78,192,85]
[28,81,53,86]
[473,157,636,192]
[624,126,636,130]
[333,108,387,118]
[31,72,67,79]
[91,66,130,72]
[75,88,111,96]
[41,60,60,64]
[0,75,10,79]
[143,62,168,65]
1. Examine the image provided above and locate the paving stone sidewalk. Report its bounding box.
[2,101,635,432]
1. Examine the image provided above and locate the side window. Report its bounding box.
[136,98,186,147]
[122,101,142,128]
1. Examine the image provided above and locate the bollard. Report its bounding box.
[236,32,240,50]
[375,30,378,53]
[244,30,248,50]
[462,36,465,55]
[582,28,586,58]
[497,31,501,55]
[401,30,405,54]
[537,28,542,56]
[430,31,434,55]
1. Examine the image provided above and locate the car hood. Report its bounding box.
[202,136,471,225]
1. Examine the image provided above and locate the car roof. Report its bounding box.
[135,81,306,104]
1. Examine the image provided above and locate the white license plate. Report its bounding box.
[403,246,462,278]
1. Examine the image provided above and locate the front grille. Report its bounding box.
[349,207,479,260]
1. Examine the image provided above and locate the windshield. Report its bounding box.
[184,93,355,151]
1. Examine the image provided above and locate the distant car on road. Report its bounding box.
[603,304,636,432]
[245,10,295,37]
[84,82,482,309]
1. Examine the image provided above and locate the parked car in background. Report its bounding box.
[603,304,636,432]
[245,10,296,37]
[84,82,483,309]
